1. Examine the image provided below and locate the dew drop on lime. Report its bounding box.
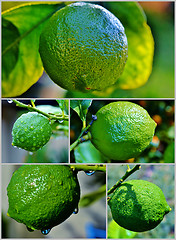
[29,152,33,155]
[73,207,79,214]
[85,171,95,176]
[41,229,51,235]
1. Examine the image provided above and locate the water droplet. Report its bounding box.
[59,120,64,123]
[13,146,17,149]
[41,229,51,235]
[29,152,33,155]
[30,126,34,129]
[7,99,13,103]
[73,207,79,214]
[85,171,95,176]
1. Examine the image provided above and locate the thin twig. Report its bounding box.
[11,99,69,121]
[108,165,141,195]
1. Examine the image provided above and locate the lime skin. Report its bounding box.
[39,2,128,92]
[108,179,171,232]
[7,165,80,231]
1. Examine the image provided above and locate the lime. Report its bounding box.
[90,101,157,160]
[39,2,128,92]
[7,165,80,231]
[108,179,171,232]
[12,112,52,152]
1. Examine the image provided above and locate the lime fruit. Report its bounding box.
[7,165,80,231]
[108,179,171,232]
[90,101,157,160]
[12,112,52,152]
[39,2,128,92]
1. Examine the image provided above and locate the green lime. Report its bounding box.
[108,179,171,232]
[90,101,157,160]
[39,2,128,92]
[7,165,80,231]
[12,112,52,152]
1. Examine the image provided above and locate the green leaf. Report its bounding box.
[2,2,66,97]
[56,100,69,115]
[74,140,106,163]
[108,220,137,239]
[70,100,92,123]
[36,105,62,115]
[163,142,174,163]
[102,2,154,90]
[79,184,106,207]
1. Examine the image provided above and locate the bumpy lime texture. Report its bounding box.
[7,165,80,231]
[108,180,171,232]
[90,101,156,160]
[12,112,52,152]
[39,2,128,92]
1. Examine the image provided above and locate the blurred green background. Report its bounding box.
[70,100,174,163]
[108,164,175,238]
[2,1,174,98]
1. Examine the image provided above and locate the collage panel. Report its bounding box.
[1,1,174,99]
[107,164,175,238]
[70,100,174,164]
[2,99,69,163]
[1,0,175,240]
[2,164,106,238]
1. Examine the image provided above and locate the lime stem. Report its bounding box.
[11,99,69,121]
[70,132,91,151]
[107,165,141,196]
[70,125,92,152]
[70,164,106,173]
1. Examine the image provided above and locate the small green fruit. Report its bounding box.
[90,101,157,160]
[108,180,171,232]
[39,2,128,92]
[12,112,52,152]
[7,165,80,231]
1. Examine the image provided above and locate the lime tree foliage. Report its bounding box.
[70,100,156,163]
[7,164,106,235]
[2,2,154,97]
[70,100,174,163]
[107,165,173,238]
[10,100,69,162]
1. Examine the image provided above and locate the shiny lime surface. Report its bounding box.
[7,165,80,230]
[12,112,52,152]
[39,2,128,92]
[90,101,157,160]
[108,180,171,232]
